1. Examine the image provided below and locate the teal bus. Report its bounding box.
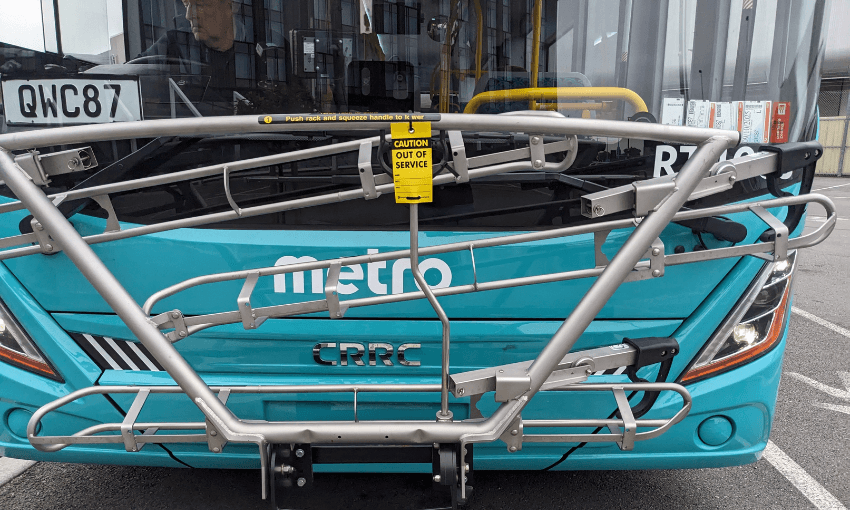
[0,0,835,507]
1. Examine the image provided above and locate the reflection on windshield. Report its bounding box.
[182,0,234,52]
[0,0,827,142]
[0,0,827,231]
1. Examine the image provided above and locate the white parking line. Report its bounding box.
[0,457,36,486]
[764,441,847,510]
[792,307,850,339]
[813,181,850,192]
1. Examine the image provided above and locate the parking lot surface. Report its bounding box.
[0,177,848,510]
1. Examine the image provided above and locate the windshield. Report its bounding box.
[0,0,826,134]
[0,0,828,231]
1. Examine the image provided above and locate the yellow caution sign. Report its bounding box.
[391,122,433,203]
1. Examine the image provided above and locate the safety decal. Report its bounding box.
[391,121,433,203]
[257,113,441,124]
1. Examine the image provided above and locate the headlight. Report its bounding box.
[0,299,61,381]
[680,251,795,384]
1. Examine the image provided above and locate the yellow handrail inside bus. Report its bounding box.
[462,87,649,114]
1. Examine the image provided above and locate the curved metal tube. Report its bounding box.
[141,193,834,329]
[28,382,688,453]
[0,156,573,262]
[0,116,750,459]
[524,138,732,394]
[0,136,382,216]
[0,113,737,150]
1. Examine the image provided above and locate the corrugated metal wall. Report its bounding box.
[817,117,849,175]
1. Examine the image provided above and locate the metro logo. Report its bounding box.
[274,249,452,295]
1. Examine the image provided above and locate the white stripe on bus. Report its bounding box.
[127,341,160,371]
[104,337,140,371]
[83,334,122,370]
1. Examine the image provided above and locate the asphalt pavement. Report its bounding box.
[0,177,848,510]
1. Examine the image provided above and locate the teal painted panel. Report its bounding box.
[0,195,753,319]
[58,315,681,375]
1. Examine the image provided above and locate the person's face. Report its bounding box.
[182,0,234,52]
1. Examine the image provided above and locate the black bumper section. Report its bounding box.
[270,443,473,509]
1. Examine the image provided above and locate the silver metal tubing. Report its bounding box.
[524,137,734,394]
[0,149,242,449]
[29,382,688,452]
[143,214,623,314]
[0,114,740,151]
[0,136,383,216]
[140,192,834,326]
[8,114,819,458]
[409,204,452,420]
[171,267,609,332]
[0,159,563,261]
[523,419,669,427]
[46,390,528,450]
[3,113,832,476]
[0,131,575,218]
[523,382,691,443]
[28,381,442,452]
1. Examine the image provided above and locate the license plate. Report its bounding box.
[1,76,143,126]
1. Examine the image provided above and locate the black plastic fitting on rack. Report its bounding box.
[758,140,823,242]
[676,216,748,243]
[759,141,823,198]
[620,337,680,419]
[623,336,679,370]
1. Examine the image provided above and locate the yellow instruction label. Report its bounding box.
[391,122,433,203]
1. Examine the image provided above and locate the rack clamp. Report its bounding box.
[357,141,393,199]
[759,141,823,198]
[269,442,473,509]
[620,336,680,418]
[581,179,677,219]
[149,309,189,342]
[450,343,641,400]
[622,337,679,375]
[446,131,469,183]
[14,147,97,186]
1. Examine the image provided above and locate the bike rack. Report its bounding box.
[0,113,836,507]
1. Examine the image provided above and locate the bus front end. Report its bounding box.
[0,0,834,507]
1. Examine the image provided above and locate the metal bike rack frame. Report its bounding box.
[0,113,836,501]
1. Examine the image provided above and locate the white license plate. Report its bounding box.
[2,76,143,126]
